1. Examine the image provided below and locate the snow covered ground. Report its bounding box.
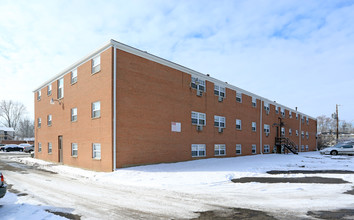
[1,151,354,219]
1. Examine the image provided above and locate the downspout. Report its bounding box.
[260,99,263,154]
[113,45,117,171]
[299,114,301,153]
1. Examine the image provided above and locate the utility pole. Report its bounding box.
[336,104,339,142]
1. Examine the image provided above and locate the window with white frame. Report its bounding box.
[92,55,101,74]
[289,111,292,118]
[301,115,304,123]
[47,84,52,96]
[306,117,309,124]
[47,115,52,126]
[281,108,285,117]
[264,124,270,134]
[301,145,304,151]
[236,119,242,130]
[37,90,41,101]
[252,97,257,107]
[191,77,205,91]
[71,107,77,122]
[252,122,256,132]
[236,92,242,103]
[281,127,285,136]
[92,101,101,118]
[275,106,279,114]
[301,131,304,138]
[296,130,299,136]
[92,143,101,159]
[306,131,309,139]
[264,144,270,153]
[48,142,52,154]
[214,116,225,128]
[57,78,64,99]
[71,69,78,84]
[252,144,257,154]
[289,128,292,135]
[214,85,225,97]
[191,144,206,157]
[192,111,206,126]
[38,118,41,128]
[264,103,270,112]
[236,144,242,155]
[38,142,42,152]
[214,144,226,156]
[296,113,298,119]
[72,143,78,157]
[306,145,309,151]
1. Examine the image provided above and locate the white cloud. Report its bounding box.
[0,0,353,123]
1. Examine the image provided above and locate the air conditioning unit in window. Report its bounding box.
[197,90,203,97]
[218,96,224,102]
[197,125,203,131]
[266,110,269,115]
[218,127,224,133]
[265,132,269,137]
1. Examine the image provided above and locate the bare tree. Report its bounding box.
[0,100,27,131]
[17,118,34,139]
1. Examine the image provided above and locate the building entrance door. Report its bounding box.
[58,136,63,163]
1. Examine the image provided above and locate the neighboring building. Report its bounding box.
[0,127,15,142]
[34,39,317,172]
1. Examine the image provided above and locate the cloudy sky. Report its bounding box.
[0,0,353,123]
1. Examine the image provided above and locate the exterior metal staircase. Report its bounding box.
[275,137,298,154]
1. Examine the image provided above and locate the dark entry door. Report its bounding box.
[58,136,63,163]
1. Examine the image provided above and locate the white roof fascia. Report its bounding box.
[110,40,315,120]
[33,41,113,92]
[0,127,15,132]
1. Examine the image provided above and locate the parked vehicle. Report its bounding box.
[1,144,24,152]
[0,172,6,198]
[320,143,354,155]
[19,143,34,153]
[0,144,5,151]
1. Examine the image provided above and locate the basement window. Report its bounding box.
[214,144,226,156]
[192,144,206,157]
[92,55,101,74]
[192,111,206,126]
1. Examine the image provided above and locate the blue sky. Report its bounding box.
[0,0,353,123]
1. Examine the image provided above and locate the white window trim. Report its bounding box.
[71,69,78,84]
[57,78,64,99]
[236,144,242,155]
[48,142,52,154]
[191,77,206,91]
[192,111,206,126]
[38,142,42,152]
[38,118,41,128]
[214,115,226,128]
[252,97,257,107]
[264,124,270,134]
[252,122,256,132]
[37,90,41,101]
[71,108,78,122]
[192,144,206,157]
[214,85,225,97]
[47,84,52,96]
[92,143,101,159]
[264,144,270,153]
[236,92,242,103]
[92,55,101,74]
[47,115,52,126]
[72,143,78,157]
[252,144,257,154]
[92,101,101,118]
[214,144,226,156]
[236,119,242,130]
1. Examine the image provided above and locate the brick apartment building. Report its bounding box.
[34,39,317,172]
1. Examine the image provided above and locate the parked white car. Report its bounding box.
[320,143,354,155]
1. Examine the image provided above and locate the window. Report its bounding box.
[306,131,309,139]
[281,127,285,136]
[236,92,242,103]
[296,130,299,136]
[38,142,42,152]
[236,144,242,155]
[289,111,292,118]
[306,145,309,151]
[281,108,285,117]
[252,122,256,132]
[92,101,101,118]
[38,118,41,128]
[214,144,226,156]
[48,143,52,154]
[37,90,41,101]
[301,131,304,139]
[92,143,101,159]
[296,113,298,120]
[264,145,270,153]
[252,144,257,154]
[71,108,77,122]
[236,119,242,130]
[72,143,78,157]
[191,111,206,126]
[306,117,309,124]
[301,115,304,123]
[252,97,257,107]
[191,77,205,91]
[71,69,78,84]
[264,103,270,112]
[214,85,225,97]
[47,84,52,96]
[191,144,206,157]
[289,128,292,136]
[264,124,270,134]
[92,55,101,74]
[275,106,279,114]
[301,145,304,151]
[47,115,52,126]
[214,116,225,128]
[57,78,64,99]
